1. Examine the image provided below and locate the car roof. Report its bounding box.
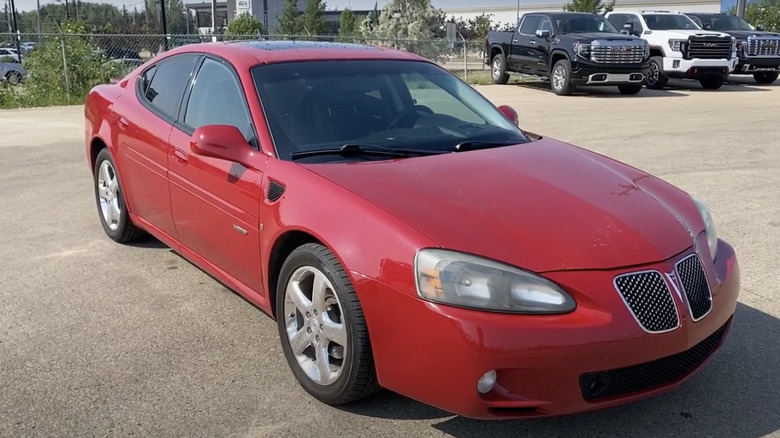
[161,40,429,71]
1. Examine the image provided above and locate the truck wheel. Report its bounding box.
[617,84,643,95]
[491,54,510,84]
[551,59,575,96]
[753,72,779,84]
[645,56,668,89]
[699,76,725,90]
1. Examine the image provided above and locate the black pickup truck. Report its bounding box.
[485,12,651,95]
[685,12,780,84]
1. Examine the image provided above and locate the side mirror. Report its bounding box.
[703,23,712,30]
[498,105,519,125]
[623,23,634,35]
[190,124,257,169]
[536,29,552,38]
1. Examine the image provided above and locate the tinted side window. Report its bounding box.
[519,16,542,34]
[626,14,643,31]
[183,58,253,141]
[143,53,199,120]
[607,14,627,29]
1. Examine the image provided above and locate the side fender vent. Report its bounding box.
[267,181,286,202]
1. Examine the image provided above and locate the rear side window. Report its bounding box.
[140,53,200,120]
[519,16,542,35]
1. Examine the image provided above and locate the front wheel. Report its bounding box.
[491,53,510,84]
[276,243,380,405]
[550,59,575,95]
[93,148,144,243]
[645,56,668,89]
[699,76,726,90]
[753,71,779,84]
[617,84,643,95]
[5,71,21,85]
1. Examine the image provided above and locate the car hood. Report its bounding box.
[568,33,643,42]
[662,29,731,38]
[303,137,703,273]
[726,30,780,40]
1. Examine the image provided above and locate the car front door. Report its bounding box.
[167,56,267,292]
[113,52,200,243]
[529,17,554,74]
[513,15,542,72]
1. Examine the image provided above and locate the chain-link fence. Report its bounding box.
[0,31,490,109]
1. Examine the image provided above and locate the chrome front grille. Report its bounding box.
[686,36,732,60]
[675,254,713,321]
[590,40,646,64]
[614,271,679,333]
[747,37,780,57]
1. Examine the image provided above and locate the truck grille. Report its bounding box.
[590,40,646,64]
[675,254,712,321]
[686,36,732,60]
[614,271,679,333]
[579,320,729,402]
[746,36,780,57]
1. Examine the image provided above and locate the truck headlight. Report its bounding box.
[573,42,591,58]
[692,197,718,261]
[668,39,686,52]
[414,249,577,314]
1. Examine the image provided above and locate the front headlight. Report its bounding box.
[414,249,576,314]
[668,39,686,52]
[573,42,591,58]
[692,197,718,261]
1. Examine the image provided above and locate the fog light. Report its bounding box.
[477,370,497,394]
[673,60,680,68]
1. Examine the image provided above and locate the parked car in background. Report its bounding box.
[606,10,737,89]
[0,47,20,63]
[0,60,25,85]
[84,40,740,419]
[685,12,780,84]
[486,12,651,95]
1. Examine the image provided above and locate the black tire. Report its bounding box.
[490,53,510,84]
[617,84,643,95]
[550,58,576,95]
[699,76,725,90]
[5,71,21,85]
[93,148,144,243]
[645,56,668,89]
[276,243,380,405]
[753,71,779,84]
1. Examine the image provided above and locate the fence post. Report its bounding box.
[59,34,70,102]
[463,38,467,83]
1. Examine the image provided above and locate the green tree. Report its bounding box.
[339,8,359,39]
[361,0,446,59]
[225,12,266,38]
[563,0,615,14]
[300,0,327,35]
[735,0,780,32]
[471,13,493,41]
[277,0,302,34]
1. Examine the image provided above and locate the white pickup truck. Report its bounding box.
[605,10,737,89]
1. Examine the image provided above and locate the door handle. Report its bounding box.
[529,39,536,44]
[172,149,188,165]
[117,115,129,129]
[512,39,518,43]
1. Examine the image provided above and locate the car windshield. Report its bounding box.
[642,14,700,30]
[250,59,529,162]
[556,15,619,34]
[698,15,755,31]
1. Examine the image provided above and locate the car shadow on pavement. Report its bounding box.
[513,80,688,97]
[344,303,780,438]
[125,234,168,249]
[661,79,771,92]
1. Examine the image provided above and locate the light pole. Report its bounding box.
[9,0,20,61]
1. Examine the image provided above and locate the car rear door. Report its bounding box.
[513,15,543,72]
[167,55,266,292]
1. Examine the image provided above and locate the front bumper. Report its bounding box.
[733,57,780,74]
[663,56,737,78]
[359,239,740,420]
[569,61,651,85]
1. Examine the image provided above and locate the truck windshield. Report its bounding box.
[642,14,700,30]
[251,59,530,162]
[697,15,755,31]
[556,15,619,34]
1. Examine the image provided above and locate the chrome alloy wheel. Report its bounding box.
[283,266,348,386]
[647,62,660,86]
[97,160,121,231]
[492,58,502,80]
[552,65,566,91]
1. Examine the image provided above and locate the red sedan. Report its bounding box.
[84,41,740,419]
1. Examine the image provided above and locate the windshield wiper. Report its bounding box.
[290,143,444,160]
[453,140,521,152]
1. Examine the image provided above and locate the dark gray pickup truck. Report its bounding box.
[485,12,651,95]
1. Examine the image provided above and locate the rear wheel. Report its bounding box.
[550,59,575,96]
[753,71,779,84]
[5,71,21,85]
[93,148,144,243]
[699,76,725,90]
[491,53,510,84]
[645,56,668,89]
[617,84,643,95]
[276,243,380,405]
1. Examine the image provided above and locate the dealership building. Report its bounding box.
[184,0,729,35]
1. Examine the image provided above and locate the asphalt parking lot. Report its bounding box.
[1,77,779,438]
